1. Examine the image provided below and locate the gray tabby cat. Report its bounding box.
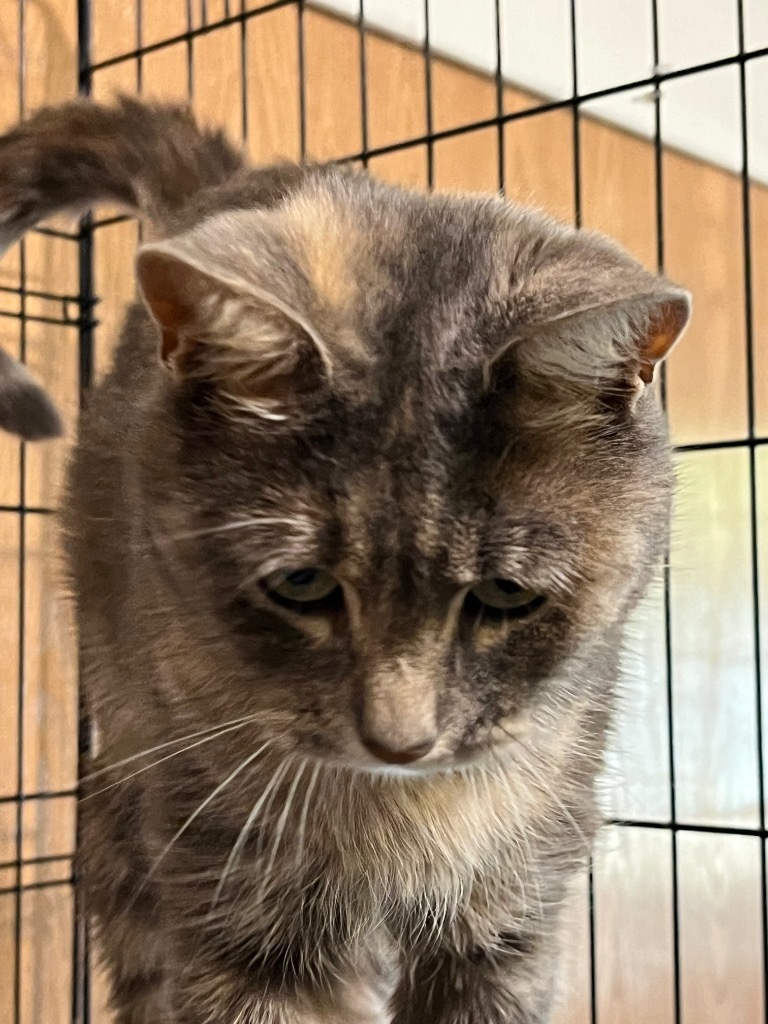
[0,98,689,1024]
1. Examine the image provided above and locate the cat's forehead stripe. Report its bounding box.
[281,189,360,319]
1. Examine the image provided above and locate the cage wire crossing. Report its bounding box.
[0,0,767,1022]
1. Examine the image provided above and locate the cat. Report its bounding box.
[0,345,62,440]
[0,97,689,1024]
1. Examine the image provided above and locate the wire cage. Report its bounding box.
[0,1,766,1022]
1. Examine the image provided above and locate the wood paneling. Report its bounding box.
[21,0,79,516]
[430,63,499,192]
[92,220,140,382]
[193,23,244,142]
[142,41,190,104]
[580,117,656,269]
[245,6,301,163]
[0,513,21,799]
[0,0,22,507]
[0,5,80,1024]
[365,32,426,151]
[21,513,79,800]
[91,0,135,65]
[303,10,362,160]
[664,152,748,445]
[433,125,499,193]
[191,0,229,28]
[431,58,496,135]
[19,887,74,1024]
[504,102,575,223]
[142,2,188,49]
[368,147,429,190]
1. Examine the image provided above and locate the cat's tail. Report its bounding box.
[0,96,245,255]
[0,347,63,441]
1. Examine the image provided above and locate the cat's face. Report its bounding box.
[138,172,687,775]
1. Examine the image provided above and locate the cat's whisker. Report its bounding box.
[252,758,295,863]
[128,741,273,912]
[258,758,307,901]
[80,714,258,784]
[81,719,258,802]
[493,767,537,921]
[513,736,590,855]
[212,754,293,909]
[294,760,322,872]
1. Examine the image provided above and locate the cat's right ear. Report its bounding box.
[136,240,332,419]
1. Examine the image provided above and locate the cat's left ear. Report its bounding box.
[633,293,690,384]
[500,229,693,403]
[136,238,331,419]
[510,286,691,401]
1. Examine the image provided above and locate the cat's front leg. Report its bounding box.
[390,938,557,1024]
[172,958,393,1024]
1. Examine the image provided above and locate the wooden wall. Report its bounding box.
[0,3,765,1023]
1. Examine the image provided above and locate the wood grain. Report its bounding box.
[245,5,301,163]
[0,0,22,508]
[304,10,362,161]
[0,5,80,1024]
[19,887,74,1024]
[365,32,427,152]
[580,117,656,269]
[664,151,748,445]
[504,101,575,222]
[0,514,21,801]
[193,23,244,143]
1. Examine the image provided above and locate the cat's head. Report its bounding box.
[135,170,689,776]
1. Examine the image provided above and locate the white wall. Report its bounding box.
[315,0,768,183]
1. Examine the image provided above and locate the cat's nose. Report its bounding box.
[360,656,438,765]
[361,733,436,765]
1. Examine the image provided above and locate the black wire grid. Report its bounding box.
[1,1,766,1022]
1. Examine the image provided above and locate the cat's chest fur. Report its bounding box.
[90,737,561,1021]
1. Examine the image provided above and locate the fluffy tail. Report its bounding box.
[0,96,245,255]
[0,347,63,441]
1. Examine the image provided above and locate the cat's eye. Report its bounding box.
[468,578,545,618]
[262,568,341,609]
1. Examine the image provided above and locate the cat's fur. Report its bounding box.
[0,345,62,440]
[0,98,689,1024]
